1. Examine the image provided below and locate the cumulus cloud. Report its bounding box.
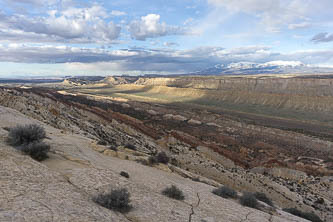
[129,14,189,40]
[0,5,121,44]
[311,32,333,43]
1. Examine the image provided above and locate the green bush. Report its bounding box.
[94,188,132,213]
[212,186,237,199]
[162,185,185,200]
[8,124,46,146]
[283,208,322,222]
[240,192,258,209]
[254,192,273,206]
[20,141,50,161]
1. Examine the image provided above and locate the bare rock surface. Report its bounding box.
[0,105,308,222]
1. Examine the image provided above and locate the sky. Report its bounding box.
[0,0,333,77]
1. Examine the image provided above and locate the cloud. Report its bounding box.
[1,43,333,75]
[163,42,179,47]
[311,32,333,43]
[111,10,126,16]
[0,44,139,63]
[4,0,58,5]
[206,0,312,32]
[288,22,311,30]
[129,14,189,40]
[0,5,121,44]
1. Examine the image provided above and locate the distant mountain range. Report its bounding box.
[193,61,333,75]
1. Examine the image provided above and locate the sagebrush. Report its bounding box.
[156,151,169,164]
[162,185,185,200]
[120,171,130,178]
[148,151,170,165]
[240,192,258,209]
[8,124,46,146]
[7,124,50,161]
[20,141,50,161]
[254,192,273,206]
[94,188,132,213]
[212,186,237,199]
[283,208,322,222]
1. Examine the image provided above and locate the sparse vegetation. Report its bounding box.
[8,124,46,146]
[94,188,132,213]
[124,143,136,150]
[315,198,324,205]
[254,192,273,206]
[20,141,50,161]
[109,146,118,152]
[148,155,158,165]
[136,158,149,166]
[97,140,107,146]
[240,192,258,209]
[156,151,169,164]
[7,124,50,161]
[2,126,10,132]
[162,185,185,200]
[283,208,322,222]
[120,171,130,178]
[212,186,237,199]
[148,151,170,166]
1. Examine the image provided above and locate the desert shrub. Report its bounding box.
[156,151,169,164]
[20,141,50,161]
[135,158,149,166]
[212,186,237,199]
[94,188,132,213]
[8,124,46,146]
[125,143,136,150]
[301,212,323,222]
[109,146,118,152]
[240,192,259,209]
[283,208,322,222]
[162,185,185,200]
[97,140,107,146]
[120,171,130,178]
[148,156,158,165]
[254,192,273,206]
[2,126,10,131]
[283,208,303,217]
[148,152,169,166]
[315,198,324,205]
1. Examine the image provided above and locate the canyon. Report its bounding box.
[0,74,333,221]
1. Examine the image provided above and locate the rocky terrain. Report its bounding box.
[0,83,332,221]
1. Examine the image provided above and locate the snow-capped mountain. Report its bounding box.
[194,61,333,75]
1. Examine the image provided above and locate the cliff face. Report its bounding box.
[132,76,333,114]
[134,76,333,96]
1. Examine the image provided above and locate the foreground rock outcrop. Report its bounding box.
[0,105,309,221]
